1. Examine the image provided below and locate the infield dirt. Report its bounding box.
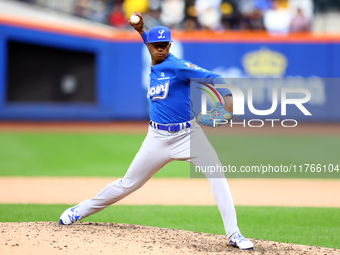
[1,222,339,255]
[1,178,339,207]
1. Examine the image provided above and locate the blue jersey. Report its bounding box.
[141,31,231,124]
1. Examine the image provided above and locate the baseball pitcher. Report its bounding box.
[59,12,254,250]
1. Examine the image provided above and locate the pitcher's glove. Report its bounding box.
[197,102,235,127]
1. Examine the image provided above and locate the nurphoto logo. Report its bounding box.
[200,84,312,128]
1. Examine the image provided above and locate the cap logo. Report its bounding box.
[158,30,165,39]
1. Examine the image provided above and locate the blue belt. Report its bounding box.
[149,120,191,133]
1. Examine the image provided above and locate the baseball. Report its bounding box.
[130,15,140,24]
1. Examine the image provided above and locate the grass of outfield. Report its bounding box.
[0,204,339,249]
[0,133,339,177]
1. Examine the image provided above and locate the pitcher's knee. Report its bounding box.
[119,179,144,193]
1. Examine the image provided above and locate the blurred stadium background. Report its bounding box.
[6,0,340,32]
[0,0,340,121]
[0,1,339,250]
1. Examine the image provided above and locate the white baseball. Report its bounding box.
[130,15,140,24]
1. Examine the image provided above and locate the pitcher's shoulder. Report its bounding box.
[173,58,197,69]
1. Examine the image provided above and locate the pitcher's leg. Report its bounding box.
[190,158,240,238]
[79,129,171,218]
[206,177,240,238]
[188,123,240,238]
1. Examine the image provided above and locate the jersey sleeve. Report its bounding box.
[175,61,231,96]
[141,31,148,45]
[212,76,232,98]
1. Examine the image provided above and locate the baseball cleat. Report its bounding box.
[59,205,82,225]
[229,233,254,250]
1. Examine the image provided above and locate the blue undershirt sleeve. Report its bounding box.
[141,31,148,45]
[210,75,232,98]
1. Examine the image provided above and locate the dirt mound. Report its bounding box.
[0,222,338,255]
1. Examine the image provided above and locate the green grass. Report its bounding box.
[208,135,340,178]
[0,204,339,249]
[0,133,189,177]
[0,133,339,177]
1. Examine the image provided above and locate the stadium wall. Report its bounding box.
[0,19,339,121]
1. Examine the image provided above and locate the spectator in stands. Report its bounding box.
[142,1,163,29]
[108,1,128,28]
[160,0,185,29]
[195,0,223,30]
[238,0,255,30]
[88,0,108,23]
[263,0,291,34]
[183,0,199,30]
[73,0,91,19]
[220,0,239,30]
[289,7,311,32]
[288,0,313,23]
[238,0,266,30]
[248,9,265,30]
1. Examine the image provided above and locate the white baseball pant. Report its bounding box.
[78,122,240,238]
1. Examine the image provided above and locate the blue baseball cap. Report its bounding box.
[147,26,173,43]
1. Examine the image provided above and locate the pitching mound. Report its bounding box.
[0,222,338,255]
